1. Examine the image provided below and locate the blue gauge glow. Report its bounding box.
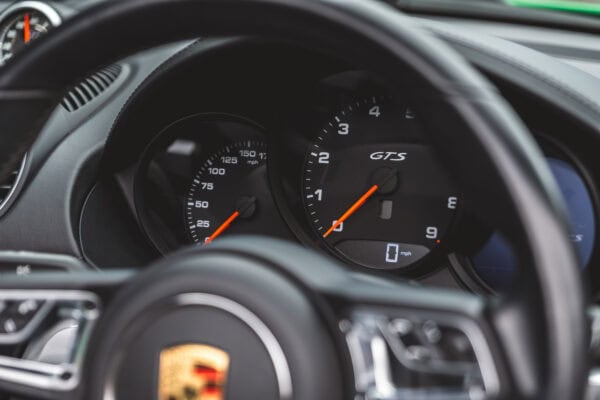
[472,157,595,290]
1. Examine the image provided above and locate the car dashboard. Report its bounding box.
[0,0,599,299]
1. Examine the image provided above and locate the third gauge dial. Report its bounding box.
[302,96,458,271]
[0,6,59,65]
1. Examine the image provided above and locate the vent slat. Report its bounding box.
[94,71,114,87]
[60,65,122,112]
[89,75,108,90]
[79,80,98,98]
[73,86,91,104]
[85,77,103,95]
[60,96,78,112]
[67,93,83,109]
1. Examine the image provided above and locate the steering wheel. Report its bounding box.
[0,0,588,399]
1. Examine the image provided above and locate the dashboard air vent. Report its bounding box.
[60,65,123,112]
[0,157,25,212]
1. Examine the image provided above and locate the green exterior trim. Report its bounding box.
[507,0,600,15]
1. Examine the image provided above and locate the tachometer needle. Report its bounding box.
[323,184,379,238]
[23,13,31,43]
[204,196,257,245]
[204,211,240,244]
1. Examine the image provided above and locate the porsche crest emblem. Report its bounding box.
[158,344,230,400]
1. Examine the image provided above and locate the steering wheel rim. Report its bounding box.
[0,0,587,399]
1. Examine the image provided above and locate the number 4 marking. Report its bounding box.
[369,105,381,118]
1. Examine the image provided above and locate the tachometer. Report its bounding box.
[302,96,458,270]
[186,140,268,244]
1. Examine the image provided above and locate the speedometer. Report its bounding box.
[302,96,458,270]
[186,140,268,244]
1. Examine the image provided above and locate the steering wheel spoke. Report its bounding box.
[321,275,503,400]
[0,290,97,398]
[0,253,131,399]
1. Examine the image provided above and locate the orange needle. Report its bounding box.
[203,196,257,245]
[23,13,31,43]
[204,211,239,244]
[323,184,379,238]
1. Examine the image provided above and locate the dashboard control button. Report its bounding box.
[422,320,442,344]
[2,318,17,334]
[435,326,477,363]
[0,300,45,335]
[389,318,413,336]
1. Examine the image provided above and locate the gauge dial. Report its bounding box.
[302,96,458,270]
[186,140,268,244]
[0,5,59,65]
[471,156,596,291]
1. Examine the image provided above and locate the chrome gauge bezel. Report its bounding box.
[0,1,62,27]
[0,1,62,65]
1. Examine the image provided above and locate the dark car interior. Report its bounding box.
[0,0,600,399]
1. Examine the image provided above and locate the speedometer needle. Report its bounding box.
[204,196,257,244]
[323,184,379,238]
[204,211,240,244]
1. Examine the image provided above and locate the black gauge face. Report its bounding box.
[186,140,268,244]
[302,96,458,270]
[0,10,54,64]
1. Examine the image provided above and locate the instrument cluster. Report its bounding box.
[121,44,598,295]
[138,91,460,274]
[136,71,464,276]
